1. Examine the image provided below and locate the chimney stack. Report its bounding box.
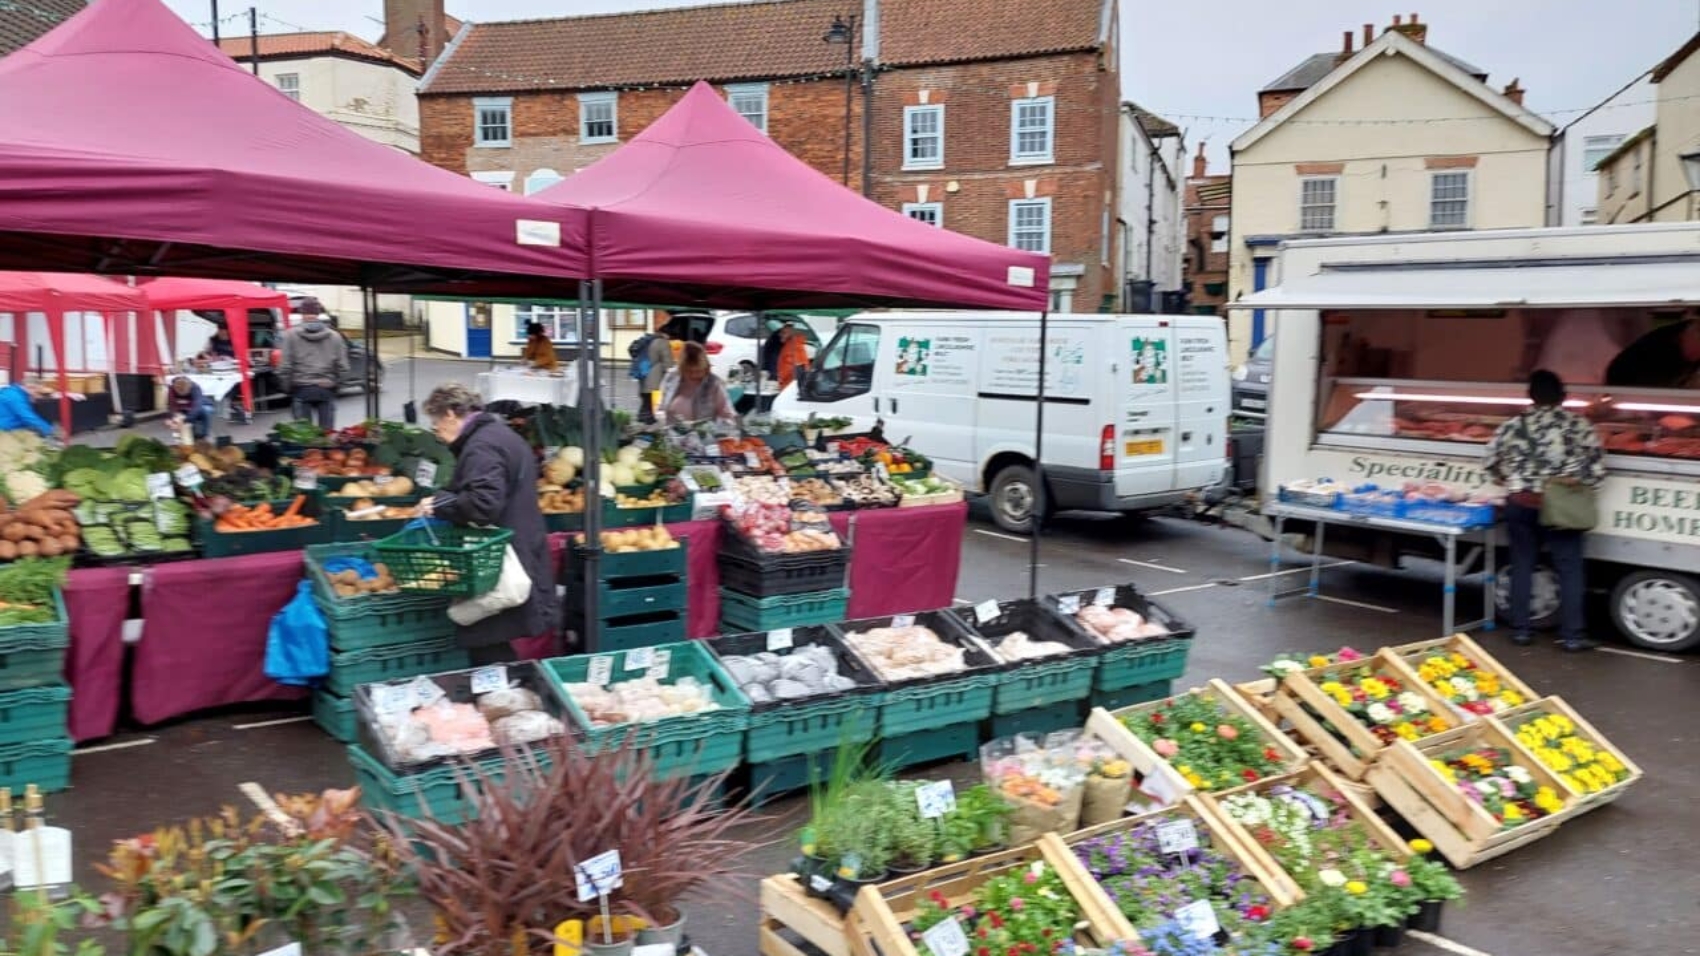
[1192,141,1208,179]
[1363,23,1374,46]
[1387,12,1428,44]
[1503,78,1525,106]
[384,0,447,67]
[1336,30,1355,65]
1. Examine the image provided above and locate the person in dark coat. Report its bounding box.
[419,382,559,664]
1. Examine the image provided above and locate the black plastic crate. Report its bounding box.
[946,597,1107,660]
[352,660,572,774]
[705,625,882,714]
[828,610,1003,688]
[717,550,849,598]
[1040,583,1197,646]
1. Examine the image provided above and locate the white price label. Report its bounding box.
[827,441,842,455]
[370,682,415,716]
[974,599,1001,624]
[372,474,393,488]
[174,464,204,489]
[920,918,970,956]
[1141,769,1186,807]
[1094,587,1117,607]
[1156,819,1200,855]
[915,780,957,820]
[575,849,624,903]
[410,675,446,707]
[1173,900,1221,941]
[586,656,614,687]
[257,945,303,956]
[415,460,439,487]
[891,614,916,628]
[293,469,318,491]
[625,647,656,672]
[744,451,761,468]
[767,628,795,651]
[808,873,833,893]
[680,471,701,492]
[646,648,672,681]
[146,472,174,500]
[470,665,508,694]
[1058,593,1082,615]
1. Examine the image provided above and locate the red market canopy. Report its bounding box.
[0,0,589,296]
[541,82,1051,311]
[0,272,151,434]
[136,278,292,413]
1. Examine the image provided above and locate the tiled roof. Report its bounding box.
[1127,103,1179,138]
[1262,46,1486,92]
[216,31,421,74]
[424,0,1106,96]
[0,0,83,58]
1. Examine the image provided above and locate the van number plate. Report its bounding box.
[1125,439,1164,457]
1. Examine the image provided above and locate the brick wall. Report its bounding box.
[1183,176,1231,314]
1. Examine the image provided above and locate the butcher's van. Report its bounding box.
[1240,222,1700,651]
[770,312,1231,533]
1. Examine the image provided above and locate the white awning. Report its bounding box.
[1228,260,1700,310]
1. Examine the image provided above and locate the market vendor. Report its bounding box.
[166,376,214,440]
[520,322,559,372]
[204,327,237,361]
[0,381,56,438]
[1604,316,1700,388]
[775,321,812,390]
[418,382,559,664]
[661,342,738,425]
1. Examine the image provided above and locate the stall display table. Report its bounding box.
[477,367,577,406]
[1264,501,1497,637]
[32,393,111,435]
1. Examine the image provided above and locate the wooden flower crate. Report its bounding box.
[850,835,1135,956]
[1492,695,1643,813]
[1193,763,1407,907]
[1365,721,1578,870]
[1085,678,1309,808]
[1380,633,1539,723]
[1272,654,1456,781]
[760,874,853,956]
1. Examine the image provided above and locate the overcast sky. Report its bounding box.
[162,0,1698,165]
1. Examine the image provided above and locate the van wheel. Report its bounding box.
[989,464,1047,535]
[1611,570,1700,652]
[1493,565,1561,630]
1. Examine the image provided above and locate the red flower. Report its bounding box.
[1150,712,1165,725]
[1384,676,1403,690]
[1242,769,1260,782]
[1292,937,1314,951]
[978,927,990,940]
[930,890,948,905]
[1246,905,1270,921]
[978,949,990,956]
[988,912,1005,930]
[1263,747,1280,762]
[1041,928,1053,938]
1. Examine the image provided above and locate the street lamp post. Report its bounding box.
[823,14,857,187]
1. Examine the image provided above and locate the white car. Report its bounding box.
[707,313,838,395]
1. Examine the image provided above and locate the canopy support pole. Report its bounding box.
[1029,309,1049,598]
[46,310,70,438]
[363,286,380,421]
[578,280,604,649]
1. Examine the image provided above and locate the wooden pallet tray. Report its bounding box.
[1193,762,1408,907]
[1366,721,1578,870]
[1085,678,1309,808]
[761,875,852,956]
[1273,654,1456,780]
[849,836,1134,956]
[1381,633,1540,723]
[1492,695,1643,813]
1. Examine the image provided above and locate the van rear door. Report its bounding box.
[1115,320,1178,499]
[1172,319,1228,491]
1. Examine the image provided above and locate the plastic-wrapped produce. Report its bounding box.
[492,711,565,746]
[770,678,814,700]
[996,630,1072,661]
[844,626,965,681]
[720,642,859,703]
[564,675,721,727]
[744,683,775,704]
[476,687,543,722]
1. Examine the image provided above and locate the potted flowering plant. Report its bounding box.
[1411,651,1525,717]
[1400,842,1462,933]
[1427,747,1565,829]
[1119,694,1287,791]
[1313,666,1451,746]
[911,860,1083,956]
[1260,647,1364,679]
[1070,818,1274,946]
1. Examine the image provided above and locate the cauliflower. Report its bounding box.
[1,469,48,505]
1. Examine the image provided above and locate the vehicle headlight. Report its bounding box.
[1232,365,1249,382]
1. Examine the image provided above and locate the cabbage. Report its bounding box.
[608,463,636,486]
[99,468,152,502]
[559,446,585,469]
[62,468,104,499]
[615,446,643,466]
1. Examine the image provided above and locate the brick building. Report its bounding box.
[417,0,1121,311]
[1183,143,1231,315]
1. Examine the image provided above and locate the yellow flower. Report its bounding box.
[1597,752,1625,776]
[1499,691,1523,707]
[1503,804,1524,822]
[1394,723,1421,741]
[1345,880,1368,895]
[1534,787,1564,814]
[1429,760,1457,784]
[1550,714,1575,734]
[1361,678,1391,700]
[1409,838,1434,854]
[1449,653,1471,669]
[1190,722,1207,733]
[1309,655,1331,668]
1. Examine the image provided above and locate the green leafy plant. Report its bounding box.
[882,782,938,872]
[1403,852,1464,903]
[952,783,1012,851]
[6,893,105,956]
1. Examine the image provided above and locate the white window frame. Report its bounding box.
[578,92,618,145]
[903,202,943,227]
[276,72,300,102]
[473,97,512,148]
[513,303,579,344]
[1298,177,1337,232]
[1580,206,1599,226]
[471,171,515,191]
[524,168,564,195]
[727,83,769,133]
[1210,214,1229,253]
[1428,170,1471,229]
[1009,96,1055,165]
[903,104,944,171]
[1582,134,1624,171]
[1008,198,1052,254]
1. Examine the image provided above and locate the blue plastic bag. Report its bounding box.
[266,580,329,687]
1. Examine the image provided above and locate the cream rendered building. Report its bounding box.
[1225,18,1553,362]
[1595,33,1700,224]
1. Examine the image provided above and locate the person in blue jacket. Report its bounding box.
[0,382,56,438]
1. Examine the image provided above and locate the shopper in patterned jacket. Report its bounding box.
[1483,370,1606,652]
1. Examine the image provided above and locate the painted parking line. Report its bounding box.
[73,737,157,755]
[1314,594,1400,614]
[1598,646,1686,664]
[1117,558,1188,575]
[1407,930,1495,956]
[953,598,973,605]
[973,529,1027,544]
[233,715,314,731]
[1147,583,1220,597]
[1239,561,1356,582]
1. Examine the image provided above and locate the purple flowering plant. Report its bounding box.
[1072,819,1273,940]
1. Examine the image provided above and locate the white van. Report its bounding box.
[771,312,1231,532]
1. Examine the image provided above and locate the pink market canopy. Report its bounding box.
[0,272,151,434]
[0,0,589,296]
[542,82,1051,310]
[135,277,293,413]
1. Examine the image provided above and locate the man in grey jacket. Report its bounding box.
[279,314,349,429]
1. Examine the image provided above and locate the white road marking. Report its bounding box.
[1314,594,1399,614]
[233,715,314,730]
[73,737,157,755]
[953,598,972,605]
[1239,561,1356,582]
[1598,646,1686,664]
[973,529,1027,543]
[1147,583,1220,597]
[1407,930,1495,956]
[1118,558,1188,575]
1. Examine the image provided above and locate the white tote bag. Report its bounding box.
[448,545,533,626]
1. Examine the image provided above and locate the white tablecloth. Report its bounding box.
[477,367,578,407]
[182,372,245,403]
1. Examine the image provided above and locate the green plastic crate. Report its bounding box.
[990,699,1086,740]
[992,652,1098,714]
[603,501,693,528]
[1091,680,1175,712]
[877,673,998,737]
[0,650,66,693]
[878,720,979,770]
[195,498,332,558]
[313,690,357,743]
[1095,638,1192,692]
[326,606,455,653]
[0,685,70,745]
[544,512,586,533]
[0,591,69,653]
[586,613,687,654]
[545,642,750,780]
[743,749,833,807]
[705,626,884,763]
[349,743,531,824]
[569,576,688,618]
[326,638,471,697]
[0,738,72,793]
[374,524,512,597]
[718,587,850,632]
[583,542,689,579]
[946,598,1104,715]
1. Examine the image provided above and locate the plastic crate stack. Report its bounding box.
[304,543,466,743]
[0,591,74,793]
[716,534,851,634]
[566,534,690,653]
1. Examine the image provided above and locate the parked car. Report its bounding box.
[1232,335,1273,419]
[708,313,836,393]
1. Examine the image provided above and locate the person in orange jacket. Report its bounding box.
[775,321,812,390]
